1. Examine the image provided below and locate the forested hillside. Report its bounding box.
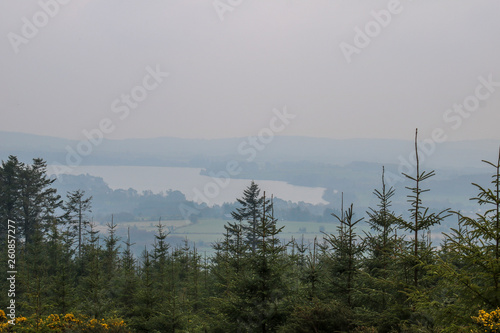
[1,145,500,332]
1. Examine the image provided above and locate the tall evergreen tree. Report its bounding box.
[131,248,157,332]
[323,204,365,309]
[46,218,77,314]
[78,222,108,318]
[0,157,62,244]
[117,227,138,319]
[18,158,62,244]
[0,156,23,239]
[103,216,121,307]
[249,194,288,332]
[64,189,92,258]
[429,148,500,328]
[398,129,450,288]
[360,168,407,331]
[232,181,271,253]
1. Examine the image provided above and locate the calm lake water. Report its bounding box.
[49,165,327,206]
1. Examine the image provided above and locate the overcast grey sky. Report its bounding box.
[1,0,499,142]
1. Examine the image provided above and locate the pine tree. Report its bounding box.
[232,181,271,253]
[151,219,170,304]
[323,203,365,308]
[0,156,23,238]
[148,221,175,332]
[117,227,138,319]
[20,225,50,322]
[17,158,62,244]
[211,226,245,331]
[398,129,450,288]
[46,218,77,314]
[246,194,289,332]
[366,167,399,269]
[64,190,92,258]
[78,222,108,318]
[103,216,121,307]
[359,168,407,331]
[430,148,500,328]
[131,248,157,332]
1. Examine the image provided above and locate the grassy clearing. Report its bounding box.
[109,218,371,255]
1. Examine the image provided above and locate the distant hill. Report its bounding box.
[2,131,498,229]
[0,131,498,171]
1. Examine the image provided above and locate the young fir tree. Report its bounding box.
[64,189,92,258]
[102,217,121,307]
[0,156,23,311]
[281,202,357,333]
[0,156,22,237]
[232,181,271,253]
[430,148,500,329]
[130,247,157,332]
[19,225,50,321]
[17,158,62,244]
[366,167,399,269]
[211,225,246,331]
[212,190,288,332]
[0,157,63,319]
[46,218,77,314]
[398,129,450,289]
[289,235,320,301]
[78,222,108,318]
[359,167,407,331]
[245,193,288,332]
[148,221,176,332]
[0,157,62,243]
[323,203,365,309]
[210,182,270,331]
[117,227,138,319]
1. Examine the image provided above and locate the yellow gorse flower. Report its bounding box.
[0,310,6,321]
[473,308,500,332]
[0,312,130,332]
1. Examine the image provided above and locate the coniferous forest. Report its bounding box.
[1,142,500,332]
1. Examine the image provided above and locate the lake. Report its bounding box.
[48,165,328,206]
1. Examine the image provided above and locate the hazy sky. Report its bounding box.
[1,0,499,142]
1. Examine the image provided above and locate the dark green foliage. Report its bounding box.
[357,167,407,332]
[0,156,23,237]
[63,189,92,258]
[277,298,352,333]
[231,180,271,253]
[323,204,365,308]
[0,156,62,244]
[78,222,109,318]
[212,186,290,332]
[398,130,450,289]
[426,148,500,329]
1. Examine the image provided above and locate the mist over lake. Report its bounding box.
[49,165,328,206]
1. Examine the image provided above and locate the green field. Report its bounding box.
[112,218,371,256]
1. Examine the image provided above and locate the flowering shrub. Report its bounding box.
[0,310,129,332]
[472,308,500,332]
